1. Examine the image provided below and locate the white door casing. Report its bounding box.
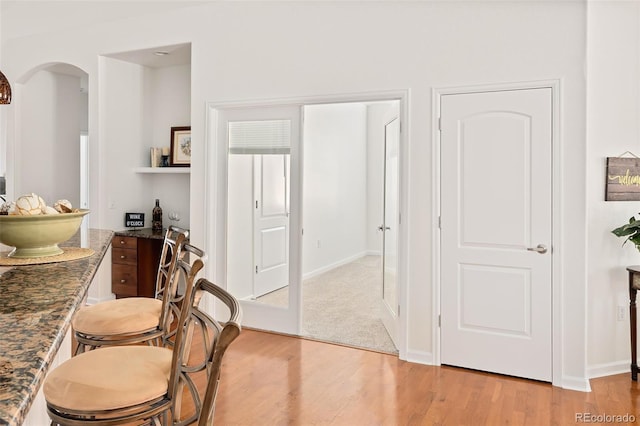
[440,88,553,381]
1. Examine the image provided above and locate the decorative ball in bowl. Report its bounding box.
[0,209,89,258]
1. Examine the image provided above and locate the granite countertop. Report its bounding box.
[114,227,167,240]
[0,228,113,426]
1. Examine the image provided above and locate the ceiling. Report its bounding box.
[105,43,191,68]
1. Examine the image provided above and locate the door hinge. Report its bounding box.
[438,117,442,132]
[255,200,258,209]
[398,304,401,317]
[255,265,258,274]
[399,213,402,225]
[438,216,441,229]
[438,314,441,327]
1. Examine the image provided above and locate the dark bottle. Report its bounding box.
[152,199,163,232]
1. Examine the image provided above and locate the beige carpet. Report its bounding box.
[257,255,398,354]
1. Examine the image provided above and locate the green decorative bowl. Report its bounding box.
[0,209,89,258]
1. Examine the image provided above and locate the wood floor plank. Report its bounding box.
[210,330,640,425]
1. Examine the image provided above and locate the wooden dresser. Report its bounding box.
[111,229,164,298]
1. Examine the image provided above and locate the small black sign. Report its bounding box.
[125,212,145,228]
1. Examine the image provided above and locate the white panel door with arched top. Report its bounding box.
[440,88,552,381]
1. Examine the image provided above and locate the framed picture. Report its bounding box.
[606,156,640,201]
[170,126,191,167]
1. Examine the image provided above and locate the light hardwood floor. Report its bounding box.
[211,329,640,425]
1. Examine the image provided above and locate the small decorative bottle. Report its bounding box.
[152,199,163,232]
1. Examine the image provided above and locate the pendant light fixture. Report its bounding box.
[0,70,11,104]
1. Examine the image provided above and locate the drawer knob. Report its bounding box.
[120,279,126,283]
[120,240,125,244]
[120,255,126,259]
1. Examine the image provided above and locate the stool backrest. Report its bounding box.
[160,242,206,349]
[155,226,189,299]
[168,273,242,425]
[156,226,189,334]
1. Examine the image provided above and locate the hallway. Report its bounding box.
[258,255,397,354]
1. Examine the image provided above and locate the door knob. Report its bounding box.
[527,244,548,254]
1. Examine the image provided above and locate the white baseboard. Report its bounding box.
[587,360,630,379]
[560,375,591,392]
[401,350,592,392]
[303,251,372,280]
[403,349,433,365]
[86,294,115,305]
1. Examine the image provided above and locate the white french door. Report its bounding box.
[440,88,553,381]
[222,105,302,335]
[380,116,400,348]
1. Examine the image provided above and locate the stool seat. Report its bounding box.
[44,346,172,412]
[73,226,188,353]
[72,297,162,336]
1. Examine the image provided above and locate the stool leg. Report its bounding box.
[629,277,637,381]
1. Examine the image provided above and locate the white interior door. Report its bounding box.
[380,117,400,348]
[440,88,552,381]
[253,154,290,297]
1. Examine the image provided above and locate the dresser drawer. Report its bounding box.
[112,236,137,250]
[112,263,137,297]
[112,247,137,266]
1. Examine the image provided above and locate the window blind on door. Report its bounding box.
[228,119,291,154]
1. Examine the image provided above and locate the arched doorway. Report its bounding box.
[11,63,88,212]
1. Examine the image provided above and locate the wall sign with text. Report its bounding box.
[606,157,640,201]
[125,212,145,228]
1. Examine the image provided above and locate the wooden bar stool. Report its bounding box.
[43,244,241,425]
[73,226,188,352]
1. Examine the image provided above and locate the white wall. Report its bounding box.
[147,64,191,154]
[0,1,200,42]
[586,1,640,378]
[303,103,368,277]
[102,58,147,229]
[145,64,191,229]
[100,58,190,231]
[0,1,589,388]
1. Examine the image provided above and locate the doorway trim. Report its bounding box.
[432,80,574,389]
[205,89,410,358]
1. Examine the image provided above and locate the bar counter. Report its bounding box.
[0,228,113,425]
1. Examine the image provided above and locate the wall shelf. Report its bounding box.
[133,167,190,174]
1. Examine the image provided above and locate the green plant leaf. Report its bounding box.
[628,235,640,250]
[612,222,640,237]
[612,215,640,248]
